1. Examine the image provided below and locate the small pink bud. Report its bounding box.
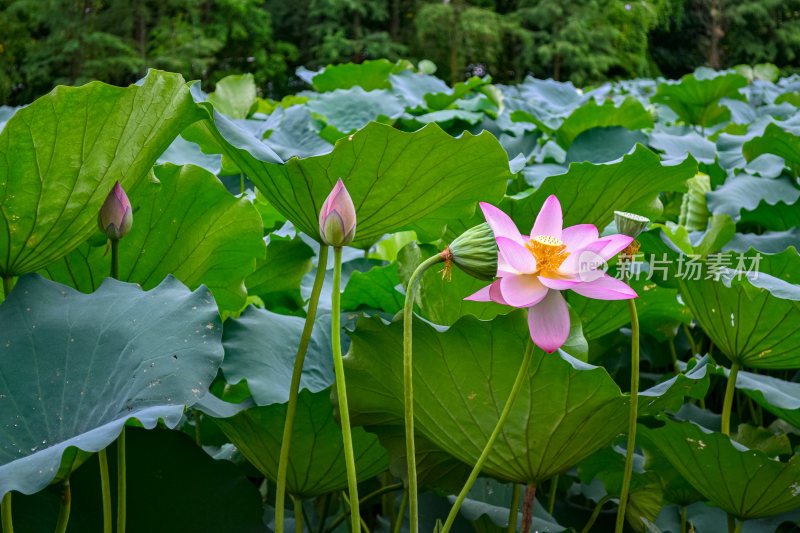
[318,178,356,246]
[98,181,132,240]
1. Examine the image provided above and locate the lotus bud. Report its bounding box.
[614,211,650,239]
[319,178,357,247]
[98,181,132,240]
[443,223,498,281]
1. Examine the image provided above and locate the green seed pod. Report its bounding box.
[446,223,498,281]
[614,211,650,239]
[678,173,711,231]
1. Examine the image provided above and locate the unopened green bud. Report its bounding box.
[614,211,650,239]
[446,223,498,281]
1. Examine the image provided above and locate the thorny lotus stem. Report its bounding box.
[615,297,640,533]
[393,491,409,533]
[1,492,13,533]
[275,245,330,533]
[547,475,558,515]
[440,339,535,533]
[332,246,360,533]
[507,484,521,533]
[580,494,613,533]
[521,484,536,533]
[721,362,740,436]
[403,253,446,533]
[117,428,127,533]
[54,480,71,533]
[98,449,112,533]
[2,276,13,299]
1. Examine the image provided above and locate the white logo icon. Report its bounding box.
[577,250,607,282]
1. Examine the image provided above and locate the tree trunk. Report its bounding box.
[390,0,400,41]
[449,0,461,86]
[353,7,363,63]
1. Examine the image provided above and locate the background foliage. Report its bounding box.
[3,0,800,104]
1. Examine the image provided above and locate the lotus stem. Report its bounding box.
[547,475,558,515]
[98,449,112,533]
[732,518,743,533]
[521,484,536,533]
[275,245,330,533]
[439,339,535,533]
[580,495,612,533]
[316,493,333,533]
[680,505,687,533]
[1,492,13,533]
[117,428,126,533]
[54,480,71,533]
[393,491,409,533]
[615,297,640,533]
[721,362,740,436]
[331,246,360,533]
[507,484,521,533]
[110,239,119,280]
[2,276,13,299]
[324,483,404,533]
[403,253,445,533]
[294,496,303,533]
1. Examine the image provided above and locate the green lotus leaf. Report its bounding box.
[341,262,405,314]
[678,249,800,369]
[0,274,223,498]
[312,59,396,92]
[245,234,314,310]
[389,70,451,110]
[0,70,204,277]
[424,76,489,111]
[306,87,406,134]
[555,97,654,149]
[742,122,800,173]
[651,72,747,128]
[193,121,511,247]
[42,164,265,312]
[206,73,257,119]
[341,310,709,485]
[220,305,334,406]
[504,145,697,230]
[726,368,800,429]
[639,419,800,520]
[706,176,800,222]
[9,428,267,532]
[209,389,388,498]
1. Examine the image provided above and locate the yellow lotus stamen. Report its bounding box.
[525,235,570,276]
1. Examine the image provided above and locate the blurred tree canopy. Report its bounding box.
[1,0,800,105]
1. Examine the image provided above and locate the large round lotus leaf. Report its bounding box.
[678,250,800,369]
[184,120,511,246]
[503,145,697,232]
[651,72,747,128]
[209,389,388,498]
[341,310,709,484]
[0,70,204,277]
[0,274,223,498]
[220,306,335,406]
[639,420,800,520]
[42,163,265,312]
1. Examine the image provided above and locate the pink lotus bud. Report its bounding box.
[98,181,132,240]
[318,178,356,246]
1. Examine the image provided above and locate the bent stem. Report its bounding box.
[614,297,640,533]
[721,362,740,436]
[275,245,330,533]
[580,495,612,533]
[1,492,12,533]
[98,449,112,533]
[392,492,409,533]
[507,484,521,533]
[439,339,535,533]
[332,246,360,533]
[403,253,445,533]
[324,483,404,533]
[54,480,71,533]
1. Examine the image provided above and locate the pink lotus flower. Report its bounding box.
[98,181,132,240]
[319,178,356,246]
[466,195,637,353]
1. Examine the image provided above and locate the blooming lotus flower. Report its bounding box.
[98,181,132,240]
[466,195,638,353]
[319,178,356,246]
